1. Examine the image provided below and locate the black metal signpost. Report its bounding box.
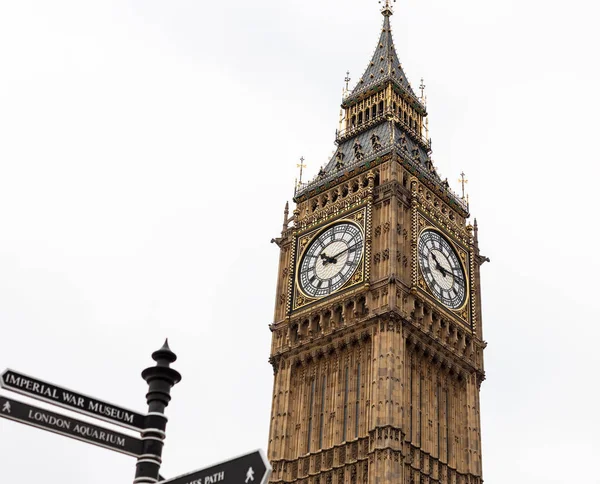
[159,450,271,484]
[133,340,182,484]
[0,340,270,484]
[0,369,145,430]
[0,340,183,483]
[0,394,143,457]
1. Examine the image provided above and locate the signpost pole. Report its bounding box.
[133,340,182,484]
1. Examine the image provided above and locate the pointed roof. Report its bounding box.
[347,6,415,101]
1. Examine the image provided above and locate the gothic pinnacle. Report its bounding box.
[379,0,395,16]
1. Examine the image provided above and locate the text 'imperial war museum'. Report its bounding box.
[267,3,488,484]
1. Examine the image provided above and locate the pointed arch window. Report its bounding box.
[445,389,450,462]
[307,377,316,453]
[355,362,361,438]
[319,375,326,449]
[342,365,349,442]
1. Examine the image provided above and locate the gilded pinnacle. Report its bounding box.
[380,0,395,16]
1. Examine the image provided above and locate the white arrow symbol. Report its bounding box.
[2,401,11,413]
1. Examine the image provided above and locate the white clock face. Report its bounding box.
[418,229,467,309]
[298,222,364,298]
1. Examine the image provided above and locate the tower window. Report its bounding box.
[419,373,423,445]
[379,101,384,114]
[409,360,413,441]
[437,384,441,458]
[342,366,349,442]
[355,362,361,438]
[319,375,326,449]
[446,389,450,463]
[358,112,363,125]
[307,378,316,453]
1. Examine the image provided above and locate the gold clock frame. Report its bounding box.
[291,206,369,312]
[413,212,473,329]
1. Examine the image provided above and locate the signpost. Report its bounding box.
[159,450,271,484]
[0,395,143,457]
[0,369,145,431]
[0,341,270,484]
[0,340,182,483]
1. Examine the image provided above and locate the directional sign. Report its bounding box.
[0,395,143,457]
[159,450,271,484]
[0,369,145,431]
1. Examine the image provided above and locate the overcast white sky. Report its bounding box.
[1,1,599,483]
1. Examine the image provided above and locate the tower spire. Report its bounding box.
[348,0,414,100]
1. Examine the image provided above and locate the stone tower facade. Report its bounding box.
[268,5,487,484]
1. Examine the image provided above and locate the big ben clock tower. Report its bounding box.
[268,3,487,484]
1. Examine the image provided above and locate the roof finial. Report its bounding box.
[344,71,351,92]
[379,0,395,16]
[419,78,427,105]
[297,156,306,185]
[458,171,469,199]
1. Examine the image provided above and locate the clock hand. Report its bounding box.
[330,242,362,260]
[449,271,465,283]
[320,252,337,266]
[430,252,450,277]
[433,261,465,283]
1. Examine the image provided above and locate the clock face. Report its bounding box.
[418,229,467,309]
[298,222,364,298]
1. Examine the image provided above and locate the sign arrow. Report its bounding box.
[159,450,271,484]
[0,369,145,431]
[0,395,143,457]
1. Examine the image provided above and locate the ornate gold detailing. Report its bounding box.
[286,236,297,315]
[412,178,471,244]
[292,207,369,312]
[295,173,375,232]
[412,210,473,329]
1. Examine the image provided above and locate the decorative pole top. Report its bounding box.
[152,338,177,364]
[379,0,395,16]
[344,71,351,91]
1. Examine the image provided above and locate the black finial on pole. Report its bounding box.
[133,340,182,484]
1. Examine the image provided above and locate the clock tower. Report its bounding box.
[268,4,487,484]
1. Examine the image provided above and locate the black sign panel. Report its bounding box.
[160,450,271,484]
[0,369,145,430]
[0,395,143,457]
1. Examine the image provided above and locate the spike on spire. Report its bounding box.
[297,156,306,185]
[283,201,289,229]
[380,0,395,17]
